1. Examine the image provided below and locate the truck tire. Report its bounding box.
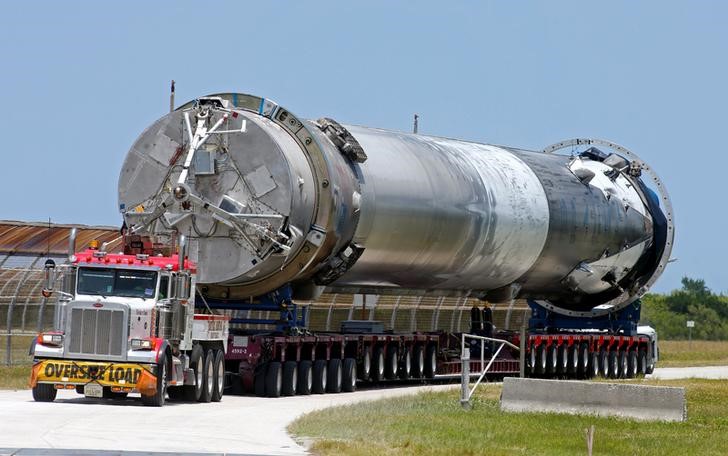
[618,350,628,379]
[424,344,437,379]
[385,346,399,380]
[142,352,169,407]
[327,358,343,393]
[342,358,357,392]
[265,361,283,398]
[282,361,298,396]
[312,360,328,394]
[211,349,225,402]
[399,347,412,380]
[577,342,589,377]
[297,360,313,395]
[359,349,371,380]
[370,346,385,382]
[254,363,267,397]
[535,344,547,376]
[184,344,204,401]
[638,350,648,376]
[411,344,424,379]
[199,349,215,402]
[628,350,638,378]
[527,343,536,376]
[32,383,57,402]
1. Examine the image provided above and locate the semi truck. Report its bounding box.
[30,91,672,404]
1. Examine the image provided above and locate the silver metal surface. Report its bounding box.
[66,303,125,360]
[118,92,672,316]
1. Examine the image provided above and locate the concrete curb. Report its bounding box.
[500,377,686,422]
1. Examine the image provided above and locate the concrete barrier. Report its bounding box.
[500,377,686,422]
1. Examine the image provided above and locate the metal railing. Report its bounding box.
[459,333,519,409]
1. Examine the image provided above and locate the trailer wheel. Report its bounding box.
[577,342,589,377]
[527,343,536,376]
[32,383,57,402]
[342,358,357,392]
[569,344,579,374]
[608,351,619,379]
[183,344,204,401]
[370,346,385,382]
[618,350,628,379]
[265,361,283,398]
[359,350,371,381]
[599,349,609,377]
[546,344,558,376]
[312,360,328,394]
[327,358,343,393]
[535,344,547,376]
[399,347,412,380]
[142,352,168,407]
[557,345,569,375]
[198,349,214,402]
[385,346,399,380]
[281,361,298,396]
[411,344,424,378]
[211,349,225,402]
[589,351,600,379]
[424,344,437,379]
[638,350,648,376]
[628,350,638,378]
[297,361,313,395]
[254,363,267,397]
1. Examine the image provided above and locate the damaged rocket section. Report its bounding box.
[117,93,673,318]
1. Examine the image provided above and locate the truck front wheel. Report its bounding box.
[142,353,168,407]
[32,383,57,402]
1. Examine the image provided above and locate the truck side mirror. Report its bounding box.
[41,259,56,297]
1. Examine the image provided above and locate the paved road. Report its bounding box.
[2,366,726,456]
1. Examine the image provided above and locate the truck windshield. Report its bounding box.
[77,267,158,299]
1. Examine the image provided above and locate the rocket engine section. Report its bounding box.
[118,93,673,318]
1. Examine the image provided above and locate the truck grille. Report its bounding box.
[68,307,125,357]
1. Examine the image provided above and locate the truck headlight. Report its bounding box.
[130,338,156,350]
[38,332,64,347]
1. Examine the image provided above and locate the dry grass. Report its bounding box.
[658,340,728,367]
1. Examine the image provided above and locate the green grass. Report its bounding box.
[290,379,728,456]
[0,334,34,390]
[658,340,728,367]
[0,365,30,390]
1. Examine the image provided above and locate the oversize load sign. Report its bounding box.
[36,360,150,387]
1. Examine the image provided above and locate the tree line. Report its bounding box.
[640,277,728,340]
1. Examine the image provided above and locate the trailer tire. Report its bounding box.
[546,344,558,376]
[32,383,57,402]
[297,361,313,395]
[577,342,589,377]
[618,350,628,379]
[312,360,328,394]
[265,361,283,398]
[183,344,204,401]
[399,347,412,380]
[528,343,537,376]
[327,358,343,393]
[342,358,357,392]
[535,344,547,376]
[279,361,297,396]
[424,344,437,379]
[557,345,569,375]
[638,350,648,376]
[589,351,600,379]
[198,349,214,403]
[568,344,579,374]
[411,344,424,379]
[628,350,638,378]
[142,352,169,407]
[385,346,398,380]
[599,349,609,377]
[211,349,225,402]
[608,351,619,379]
[370,346,385,382]
[254,363,267,397]
[359,350,371,381]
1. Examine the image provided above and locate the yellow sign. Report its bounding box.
[33,360,153,388]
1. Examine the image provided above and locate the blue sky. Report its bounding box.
[1,1,725,293]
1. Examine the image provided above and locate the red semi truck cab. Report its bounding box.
[30,237,229,406]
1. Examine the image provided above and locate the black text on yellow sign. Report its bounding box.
[39,361,146,385]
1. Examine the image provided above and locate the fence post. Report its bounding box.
[519,323,526,378]
[460,340,471,409]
